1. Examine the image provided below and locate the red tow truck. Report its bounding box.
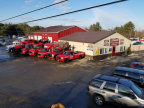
[37,42,69,58]
[56,51,85,63]
[22,39,35,44]
[20,44,33,55]
[29,43,44,56]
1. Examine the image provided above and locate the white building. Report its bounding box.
[58,31,131,60]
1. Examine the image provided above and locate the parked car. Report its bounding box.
[20,44,33,55]
[87,74,144,107]
[8,35,12,39]
[133,42,142,45]
[131,62,144,70]
[6,41,19,52]
[29,43,44,56]
[56,51,85,63]
[0,39,6,46]
[111,67,144,87]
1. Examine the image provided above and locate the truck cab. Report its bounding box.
[56,51,85,63]
[20,44,33,55]
[37,44,52,58]
[10,42,26,53]
[47,48,65,60]
[29,43,44,56]
[22,39,34,44]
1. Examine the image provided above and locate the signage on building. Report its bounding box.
[87,44,93,51]
[110,38,119,46]
[120,39,124,45]
[104,40,109,46]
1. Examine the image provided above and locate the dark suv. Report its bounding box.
[131,62,144,70]
[87,74,144,107]
[112,67,144,87]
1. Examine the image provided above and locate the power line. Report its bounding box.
[20,0,127,24]
[0,0,68,22]
[0,0,16,9]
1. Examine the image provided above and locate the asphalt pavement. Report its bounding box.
[0,44,143,108]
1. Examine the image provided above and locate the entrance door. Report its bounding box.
[112,46,116,56]
[48,37,52,43]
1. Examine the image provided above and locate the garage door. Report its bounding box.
[48,37,52,43]
[38,36,42,40]
[28,36,31,39]
[34,35,37,40]
[31,36,34,39]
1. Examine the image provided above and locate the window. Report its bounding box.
[128,73,140,80]
[90,80,103,88]
[105,48,107,53]
[103,82,116,92]
[114,70,126,76]
[118,85,134,97]
[100,48,104,54]
[133,65,144,70]
[70,52,73,55]
[59,50,63,53]
[120,46,125,51]
[29,40,32,41]
[38,46,41,49]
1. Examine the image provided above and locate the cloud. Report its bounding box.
[53,0,71,13]
[22,6,29,9]
[25,0,33,4]
[78,8,140,30]
[54,18,83,22]
[19,17,34,21]
[35,2,42,8]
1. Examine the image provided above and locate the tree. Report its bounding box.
[94,22,102,31]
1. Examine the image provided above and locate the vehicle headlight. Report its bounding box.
[52,54,54,57]
[61,57,63,59]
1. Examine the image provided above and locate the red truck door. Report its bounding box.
[69,52,74,60]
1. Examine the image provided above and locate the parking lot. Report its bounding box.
[0,44,144,108]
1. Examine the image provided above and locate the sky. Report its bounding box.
[0,0,144,30]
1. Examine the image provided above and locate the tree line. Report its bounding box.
[0,23,44,36]
[85,21,144,39]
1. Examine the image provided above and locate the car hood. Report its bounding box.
[57,55,68,57]
[50,52,58,55]
[29,49,38,52]
[38,52,47,54]
[6,45,14,48]
[22,48,29,51]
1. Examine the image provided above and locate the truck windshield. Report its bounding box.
[63,52,69,55]
[25,45,29,48]
[33,46,37,49]
[54,50,60,53]
[130,82,142,97]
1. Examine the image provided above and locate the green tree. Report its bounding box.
[94,22,102,31]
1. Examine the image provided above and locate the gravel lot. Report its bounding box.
[0,44,143,108]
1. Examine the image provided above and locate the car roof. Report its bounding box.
[132,62,144,65]
[93,74,132,88]
[33,43,43,46]
[114,67,144,75]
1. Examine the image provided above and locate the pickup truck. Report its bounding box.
[20,44,33,55]
[29,43,44,56]
[56,51,85,63]
[9,42,26,53]
[6,40,20,52]
[47,48,67,60]
[0,39,6,46]
[22,39,35,44]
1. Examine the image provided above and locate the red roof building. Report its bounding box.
[28,25,86,42]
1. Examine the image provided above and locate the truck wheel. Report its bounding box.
[10,48,14,53]
[79,55,82,59]
[44,55,47,58]
[64,58,69,63]
[54,55,57,60]
[17,49,20,54]
[35,53,37,56]
[93,95,105,106]
[26,51,29,55]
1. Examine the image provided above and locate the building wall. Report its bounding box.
[59,33,131,57]
[58,40,93,56]
[93,33,131,56]
[131,44,144,52]
[58,26,87,38]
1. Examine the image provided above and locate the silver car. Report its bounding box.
[87,74,144,107]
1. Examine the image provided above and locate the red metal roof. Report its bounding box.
[58,31,116,43]
[33,25,73,33]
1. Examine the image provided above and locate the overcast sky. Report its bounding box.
[0,0,143,30]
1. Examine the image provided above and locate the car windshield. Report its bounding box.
[25,40,28,41]
[33,46,37,49]
[25,45,29,48]
[54,50,60,53]
[63,52,69,55]
[130,82,142,97]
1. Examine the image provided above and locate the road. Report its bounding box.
[0,44,143,108]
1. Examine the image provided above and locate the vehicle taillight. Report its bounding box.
[87,86,89,91]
